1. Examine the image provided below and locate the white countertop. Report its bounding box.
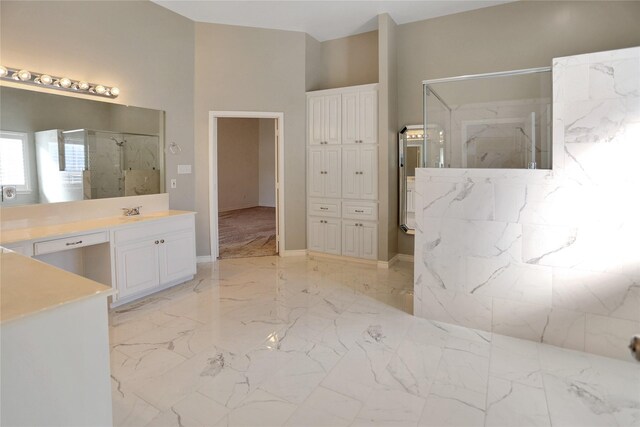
[0,210,195,245]
[0,248,114,324]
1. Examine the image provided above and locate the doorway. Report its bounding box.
[208,111,284,260]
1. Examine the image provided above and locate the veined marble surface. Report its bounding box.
[109,256,639,427]
[415,47,640,362]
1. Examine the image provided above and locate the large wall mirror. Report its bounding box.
[0,86,165,207]
[399,125,443,234]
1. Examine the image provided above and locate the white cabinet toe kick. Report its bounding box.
[1,212,197,307]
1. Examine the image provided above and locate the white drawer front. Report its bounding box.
[342,201,378,220]
[34,231,109,255]
[114,215,194,245]
[308,199,341,218]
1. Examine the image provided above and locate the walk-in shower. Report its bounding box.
[50,129,160,200]
[422,67,552,169]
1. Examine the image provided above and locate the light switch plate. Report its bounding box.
[170,179,177,189]
[177,164,192,174]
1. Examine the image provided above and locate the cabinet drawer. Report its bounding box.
[114,215,194,245]
[342,201,378,220]
[34,231,109,255]
[308,198,341,218]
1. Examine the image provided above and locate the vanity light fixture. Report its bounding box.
[0,65,120,98]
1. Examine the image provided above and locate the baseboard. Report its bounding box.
[196,255,214,263]
[308,251,378,266]
[397,254,414,263]
[377,253,414,269]
[377,254,398,269]
[279,249,308,257]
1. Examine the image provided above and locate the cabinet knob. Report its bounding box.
[155,240,159,244]
[160,239,165,243]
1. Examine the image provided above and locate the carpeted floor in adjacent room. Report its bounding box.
[218,206,277,259]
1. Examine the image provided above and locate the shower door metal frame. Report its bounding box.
[421,66,552,168]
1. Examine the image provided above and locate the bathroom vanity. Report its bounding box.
[0,248,115,426]
[1,204,196,307]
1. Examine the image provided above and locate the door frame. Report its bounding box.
[208,111,285,259]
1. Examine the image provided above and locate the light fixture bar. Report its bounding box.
[0,65,119,98]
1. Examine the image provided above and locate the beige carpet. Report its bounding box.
[218,206,277,259]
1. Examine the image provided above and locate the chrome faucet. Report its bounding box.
[122,206,142,216]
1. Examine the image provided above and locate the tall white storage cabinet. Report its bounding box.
[307,84,379,261]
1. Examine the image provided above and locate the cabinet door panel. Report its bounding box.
[307,217,325,252]
[359,145,378,200]
[324,147,341,198]
[116,241,159,298]
[308,147,325,198]
[360,222,378,260]
[324,95,341,145]
[308,96,325,145]
[342,222,359,258]
[341,92,359,144]
[341,146,359,199]
[324,218,341,255]
[359,90,378,144]
[159,231,196,284]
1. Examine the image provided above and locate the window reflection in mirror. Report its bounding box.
[0,86,165,207]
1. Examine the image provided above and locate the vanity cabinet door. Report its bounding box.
[158,230,196,285]
[115,240,160,299]
[358,90,378,144]
[359,145,378,200]
[360,222,378,260]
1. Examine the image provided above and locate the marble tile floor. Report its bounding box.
[109,255,640,427]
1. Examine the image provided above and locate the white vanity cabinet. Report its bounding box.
[113,214,196,303]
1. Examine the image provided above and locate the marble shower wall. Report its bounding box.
[86,132,160,199]
[414,47,640,362]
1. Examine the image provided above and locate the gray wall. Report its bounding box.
[396,0,640,255]
[377,14,399,262]
[217,118,259,212]
[0,0,195,211]
[195,23,307,255]
[258,119,276,207]
[307,31,379,91]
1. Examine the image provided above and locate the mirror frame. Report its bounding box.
[399,125,424,235]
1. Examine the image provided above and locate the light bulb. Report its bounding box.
[110,87,120,97]
[78,81,89,91]
[17,69,31,81]
[0,66,7,78]
[59,77,72,88]
[40,74,53,85]
[95,85,106,95]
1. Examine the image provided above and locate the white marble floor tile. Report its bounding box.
[217,389,297,427]
[108,256,640,427]
[284,386,361,427]
[353,387,426,427]
[485,376,550,427]
[489,334,543,388]
[111,378,160,427]
[418,393,485,427]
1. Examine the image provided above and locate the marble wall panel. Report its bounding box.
[414,47,640,362]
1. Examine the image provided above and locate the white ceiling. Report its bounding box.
[152,1,512,41]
